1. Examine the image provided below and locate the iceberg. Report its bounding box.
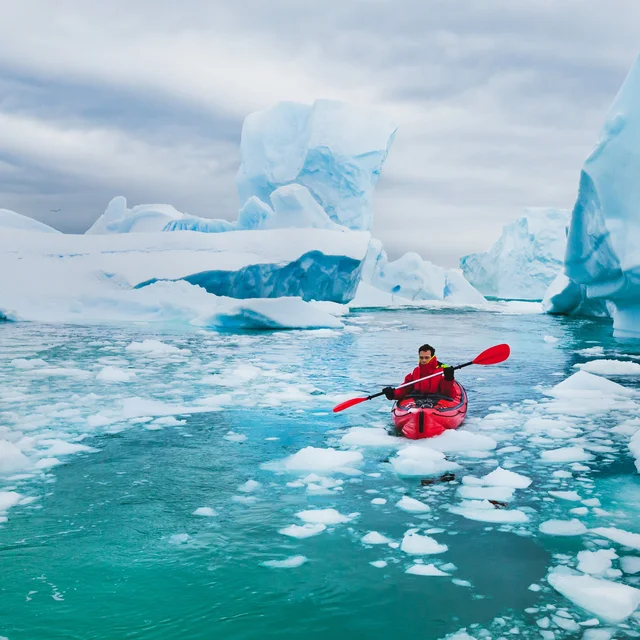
[0,228,368,327]
[236,99,397,231]
[350,238,485,307]
[543,54,640,337]
[0,208,60,234]
[460,208,570,300]
[90,100,397,237]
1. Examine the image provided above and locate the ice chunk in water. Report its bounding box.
[0,491,23,512]
[168,533,190,545]
[362,532,393,545]
[296,509,357,525]
[577,549,618,576]
[574,359,640,375]
[478,467,532,488]
[405,563,450,576]
[457,486,515,501]
[96,366,134,383]
[238,480,261,493]
[390,446,459,477]
[396,496,430,513]
[193,507,217,517]
[401,530,448,555]
[590,527,640,551]
[539,519,588,536]
[279,523,326,538]
[266,446,363,474]
[540,447,594,463]
[549,491,582,501]
[620,556,640,574]
[0,440,31,474]
[422,430,496,453]
[340,427,399,447]
[126,340,190,355]
[547,568,640,623]
[261,555,308,568]
[547,371,636,399]
[449,501,529,524]
[462,467,531,489]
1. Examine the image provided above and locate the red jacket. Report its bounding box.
[394,357,454,399]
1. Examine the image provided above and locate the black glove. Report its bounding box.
[382,387,395,400]
[443,367,454,381]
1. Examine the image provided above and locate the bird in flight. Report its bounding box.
[50,209,62,212]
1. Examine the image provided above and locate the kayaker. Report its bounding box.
[382,344,455,400]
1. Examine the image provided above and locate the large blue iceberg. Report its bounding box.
[235,99,397,231]
[461,208,570,300]
[0,228,369,327]
[543,54,640,337]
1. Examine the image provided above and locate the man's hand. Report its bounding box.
[443,367,454,381]
[382,387,395,400]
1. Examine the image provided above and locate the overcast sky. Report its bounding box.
[1,1,639,266]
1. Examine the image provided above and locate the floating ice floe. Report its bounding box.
[340,427,400,448]
[279,523,327,539]
[449,500,529,524]
[577,549,618,576]
[389,445,460,477]
[540,447,594,463]
[589,527,640,551]
[261,556,308,569]
[362,532,393,545]
[539,519,588,536]
[401,529,448,555]
[574,359,640,376]
[295,508,357,525]
[547,567,640,624]
[96,366,136,382]
[396,496,431,513]
[405,563,450,577]
[263,446,363,476]
[462,467,532,489]
[193,507,217,517]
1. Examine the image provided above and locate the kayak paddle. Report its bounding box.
[332,343,510,413]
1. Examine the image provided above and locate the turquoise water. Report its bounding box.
[1,308,639,639]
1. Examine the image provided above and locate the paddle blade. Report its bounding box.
[332,397,368,413]
[473,343,511,366]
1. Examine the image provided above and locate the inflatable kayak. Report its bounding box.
[392,381,468,439]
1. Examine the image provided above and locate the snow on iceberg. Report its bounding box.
[543,54,640,337]
[0,228,368,327]
[350,238,485,307]
[0,208,60,234]
[460,208,570,300]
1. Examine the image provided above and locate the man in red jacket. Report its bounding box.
[382,344,455,400]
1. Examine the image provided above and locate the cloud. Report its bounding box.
[1,0,639,263]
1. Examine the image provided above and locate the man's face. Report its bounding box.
[419,350,433,363]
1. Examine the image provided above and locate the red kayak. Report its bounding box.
[392,382,468,439]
